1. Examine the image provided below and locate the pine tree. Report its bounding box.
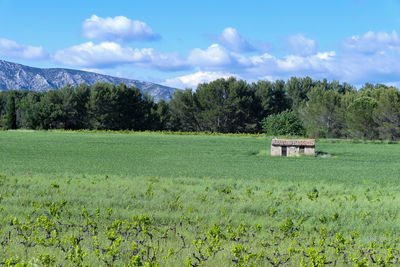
[7,94,17,130]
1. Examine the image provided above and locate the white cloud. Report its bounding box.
[0,38,47,60]
[54,42,241,72]
[247,53,275,66]
[82,15,161,42]
[163,71,237,89]
[51,40,337,84]
[218,27,256,52]
[51,29,400,87]
[188,44,231,67]
[241,51,336,81]
[53,42,144,67]
[186,43,269,71]
[286,34,317,56]
[52,41,187,70]
[343,30,400,54]
[215,27,271,52]
[276,51,336,72]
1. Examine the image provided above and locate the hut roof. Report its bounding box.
[271,139,315,146]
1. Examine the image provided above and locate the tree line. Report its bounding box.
[0,77,399,140]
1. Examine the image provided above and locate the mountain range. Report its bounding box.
[0,60,179,102]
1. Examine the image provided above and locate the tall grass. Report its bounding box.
[1,131,399,185]
[1,131,400,265]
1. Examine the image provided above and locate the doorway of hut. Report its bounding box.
[282,146,287,156]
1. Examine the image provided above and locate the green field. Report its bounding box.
[1,131,400,266]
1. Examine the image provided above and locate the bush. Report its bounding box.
[262,110,305,136]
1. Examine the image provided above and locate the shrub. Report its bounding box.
[261,110,305,136]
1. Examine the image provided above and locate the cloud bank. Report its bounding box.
[52,29,400,89]
[3,23,400,90]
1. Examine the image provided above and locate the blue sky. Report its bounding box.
[1,0,400,88]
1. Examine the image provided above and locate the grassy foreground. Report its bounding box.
[0,131,400,266]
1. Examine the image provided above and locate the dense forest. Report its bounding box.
[1,77,400,140]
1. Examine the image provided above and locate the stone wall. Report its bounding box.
[271,144,282,156]
[304,146,315,156]
[287,146,298,157]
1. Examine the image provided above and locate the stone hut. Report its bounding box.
[271,139,315,157]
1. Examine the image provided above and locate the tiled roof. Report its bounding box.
[271,139,315,146]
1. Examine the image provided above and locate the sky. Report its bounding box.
[1,0,400,89]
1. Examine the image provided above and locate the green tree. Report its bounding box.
[57,85,76,129]
[193,77,255,133]
[113,83,144,130]
[89,83,147,130]
[71,83,91,129]
[273,80,290,113]
[194,78,229,132]
[89,82,115,129]
[7,93,17,129]
[18,91,42,129]
[156,99,172,130]
[346,96,378,139]
[285,77,313,110]
[373,87,400,140]
[328,80,355,94]
[54,84,91,130]
[299,86,344,138]
[141,92,160,130]
[34,91,64,129]
[252,80,290,131]
[0,93,7,127]
[223,78,255,132]
[169,89,199,131]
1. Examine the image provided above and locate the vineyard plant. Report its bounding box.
[0,131,400,266]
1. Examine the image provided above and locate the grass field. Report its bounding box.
[1,130,400,266]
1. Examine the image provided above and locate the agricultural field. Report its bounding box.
[0,131,400,266]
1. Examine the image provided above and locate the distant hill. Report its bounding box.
[0,60,179,102]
